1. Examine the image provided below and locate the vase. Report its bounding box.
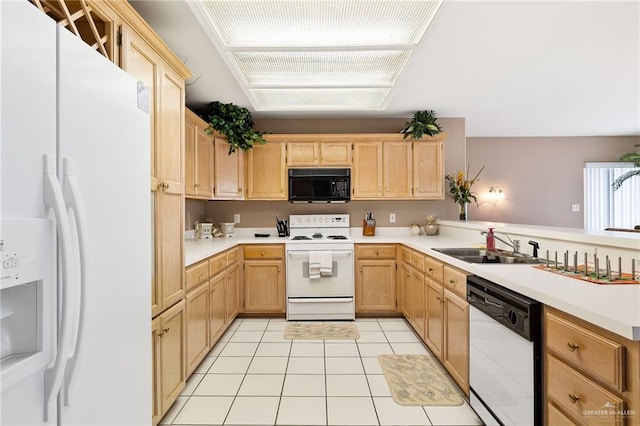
[458,203,467,221]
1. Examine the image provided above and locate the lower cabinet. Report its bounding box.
[443,289,469,394]
[424,277,444,359]
[226,260,241,321]
[185,281,210,375]
[399,262,411,318]
[153,300,186,422]
[209,271,226,343]
[410,268,426,338]
[355,244,397,313]
[243,245,285,313]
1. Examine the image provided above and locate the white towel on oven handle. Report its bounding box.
[309,251,333,278]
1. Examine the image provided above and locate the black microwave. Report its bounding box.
[288,168,350,203]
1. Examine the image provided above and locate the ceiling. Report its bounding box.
[130,0,640,138]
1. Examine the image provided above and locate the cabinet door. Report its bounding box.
[287,142,319,166]
[214,136,244,199]
[195,123,213,199]
[320,141,352,166]
[356,259,396,312]
[243,260,285,312]
[410,269,425,338]
[185,282,210,375]
[184,112,196,197]
[226,262,240,321]
[159,300,185,416]
[443,290,469,394]
[413,140,444,199]
[209,271,227,344]
[246,141,287,199]
[151,316,161,425]
[425,277,444,360]
[383,141,412,198]
[400,262,412,318]
[120,27,162,316]
[352,141,383,199]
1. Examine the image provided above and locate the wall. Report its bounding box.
[466,136,640,227]
[185,117,468,230]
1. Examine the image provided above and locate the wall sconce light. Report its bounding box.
[488,186,505,200]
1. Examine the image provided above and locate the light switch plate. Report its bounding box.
[571,203,580,212]
[234,214,240,223]
[389,213,396,223]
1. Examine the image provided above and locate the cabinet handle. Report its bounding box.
[375,250,379,256]
[194,183,200,188]
[428,268,434,273]
[567,342,580,352]
[160,181,169,190]
[261,250,265,256]
[157,330,165,336]
[277,267,281,272]
[568,393,580,404]
[163,327,169,333]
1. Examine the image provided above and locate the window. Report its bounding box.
[584,162,640,230]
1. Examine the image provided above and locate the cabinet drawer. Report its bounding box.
[399,246,411,264]
[410,250,425,270]
[547,311,624,391]
[443,266,468,298]
[547,403,577,426]
[424,256,443,283]
[356,244,396,259]
[244,245,284,259]
[226,247,240,264]
[208,252,227,277]
[185,260,209,292]
[547,354,624,425]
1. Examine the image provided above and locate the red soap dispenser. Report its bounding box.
[486,228,496,251]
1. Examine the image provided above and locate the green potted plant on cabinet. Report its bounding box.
[205,101,267,154]
[399,110,443,140]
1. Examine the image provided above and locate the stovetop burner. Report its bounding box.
[291,236,312,240]
[327,235,348,240]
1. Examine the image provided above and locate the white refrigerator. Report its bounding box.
[1,1,152,424]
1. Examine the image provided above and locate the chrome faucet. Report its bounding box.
[480,230,520,254]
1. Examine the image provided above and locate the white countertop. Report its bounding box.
[185,227,640,341]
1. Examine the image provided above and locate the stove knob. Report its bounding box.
[313,217,317,223]
[306,218,311,223]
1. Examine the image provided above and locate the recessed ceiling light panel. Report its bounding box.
[230,50,413,86]
[251,88,391,110]
[198,1,443,48]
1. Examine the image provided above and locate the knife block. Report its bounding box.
[362,219,376,236]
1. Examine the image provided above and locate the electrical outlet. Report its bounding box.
[571,204,580,213]
[234,213,240,223]
[389,213,396,223]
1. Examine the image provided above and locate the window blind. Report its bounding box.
[584,162,639,230]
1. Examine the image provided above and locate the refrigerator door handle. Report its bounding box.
[42,154,76,421]
[62,158,89,407]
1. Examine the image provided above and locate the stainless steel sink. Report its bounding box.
[433,248,543,265]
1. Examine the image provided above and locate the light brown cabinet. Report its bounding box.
[284,136,352,167]
[424,276,444,359]
[245,141,287,200]
[185,281,209,375]
[214,136,244,199]
[320,141,352,166]
[410,268,426,338]
[383,141,412,198]
[443,288,469,394]
[243,245,285,313]
[226,261,241,321]
[352,135,445,200]
[399,258,412,318]
[544,307,639,425]
[287,142,319,166]
[209,271,226,343]
[154,300,186,420]
[185,108,213,199]
[355,244,397,313]
[352,141,383,199]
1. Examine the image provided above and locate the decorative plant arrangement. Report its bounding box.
[205,101,266,154]
[399,110,443,140]
[612,150,640,190]
[445,164,485,220]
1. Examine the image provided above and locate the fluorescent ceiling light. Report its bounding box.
[192,0,444,110]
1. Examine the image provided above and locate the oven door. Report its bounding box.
[286,248,354,297]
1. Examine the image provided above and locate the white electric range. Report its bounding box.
[285,214,355,320]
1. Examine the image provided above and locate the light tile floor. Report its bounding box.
[160,318,483,426]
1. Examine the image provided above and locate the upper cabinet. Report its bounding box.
[213,136,244,200]
[352,134,446,200]
[284,135,352,167]
[185,108,213,199]
[246,139,287,200]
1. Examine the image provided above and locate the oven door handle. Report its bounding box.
[287,250,353,258]
[288,297,354,303]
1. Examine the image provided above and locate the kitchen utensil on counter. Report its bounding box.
[276,215,289,237]
[410,224,421,236]
[363,211,376,236]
